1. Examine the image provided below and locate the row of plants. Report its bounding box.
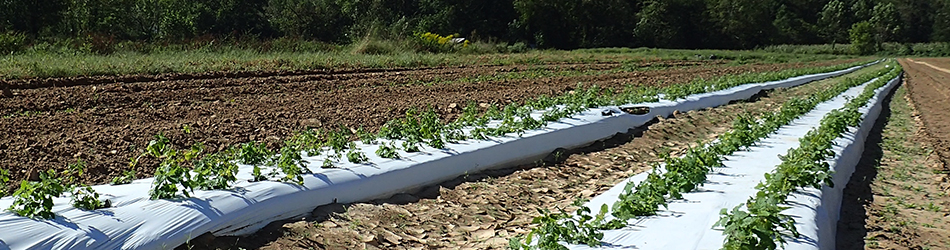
[0,160,110,219]
[0,60,873,221]
[509,61,894,249]
[716,64,902,250]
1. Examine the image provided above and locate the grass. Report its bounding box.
[0,42,862,80]
[757,42,950,56]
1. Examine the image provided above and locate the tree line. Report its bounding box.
[0,0,947,50]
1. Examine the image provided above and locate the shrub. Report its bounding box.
[0,31,27,55]
[850,21,876,55]
[412,32,468,53]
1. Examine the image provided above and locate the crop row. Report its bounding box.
[716,64,902,250]
[509,60,894,250]
[0,60,873,221]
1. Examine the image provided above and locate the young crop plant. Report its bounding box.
[235,141,274,166]
[356,127,377,145]
[251,165,267,182]
[347,148,369,164]
[149,155,196,200]
[71,186,111,210]
[454,101,481,126]
[143,136,204,200]
[111,169,137,185]
[8,170,68,219]
[0,167,11,196]
[273,146,309,185]
[510,199,623,250]
[192,153,239,190]
[326,126,352,155]
[402,140,421,153]
[286,129,324,156]
[321,158,335,169]
[376,142,400,159]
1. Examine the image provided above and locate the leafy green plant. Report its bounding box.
[235,141,274,166]
[715,196,798,250]
[192,153,239,190]
[0,168,9,196]
[7,170,68,219]
[142,136,205,199]
[326,126,352,155]
[510,200,622,250]
[402,140,421,152]
[286,129,324,155]
[356,127,377,145]
[321,158,335,169]
[376,143,400,159]
[251,165,267,182]
[347,148,369,164]
[273,146,309,185]
[71,186,111,210]
[111,169,136,185]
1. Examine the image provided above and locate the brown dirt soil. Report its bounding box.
[0,59,852,192]
[902,58,950,168]
[183,63,883,250]
[836,60,950,250]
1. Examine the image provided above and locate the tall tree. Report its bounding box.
[932,0,950,42]
[513,0,634,48]
[818,0,849,44]
[870,2,901,46]
[635,0,708,48]
[708,0,776,48]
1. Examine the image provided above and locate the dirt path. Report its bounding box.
[836,85,950,249]
[898,58,950,170]
[184,63,885,250]
[0,59,852,192]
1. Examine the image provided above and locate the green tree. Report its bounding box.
[513,0,634,48]
[850,21,875,55]
[634,0,708,48]
[416,0,516,40]
[851,0,871,22]
[0,0,66,35]
[870,2,901,47]
[265,0,349,42]
[933,0,950,42]
[707,0,776,48]
[772,4,816,44]
[818,0,848,45]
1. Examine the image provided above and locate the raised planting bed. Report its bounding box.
[0,61,877,250]
[537,62,901,250]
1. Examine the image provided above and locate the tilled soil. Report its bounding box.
[901,59,950,169]
[0,59,852,192]
[836,76,950,249]
[187,63,882,250]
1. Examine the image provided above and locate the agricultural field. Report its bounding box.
[0,50,943,250]
[0,51,856,193]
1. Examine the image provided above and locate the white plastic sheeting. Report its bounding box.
[569,73,900,250]
[0,63,875,250]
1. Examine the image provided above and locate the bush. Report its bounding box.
[412,32,468,53]
[0,31,27,55]
[850,21,876,55]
